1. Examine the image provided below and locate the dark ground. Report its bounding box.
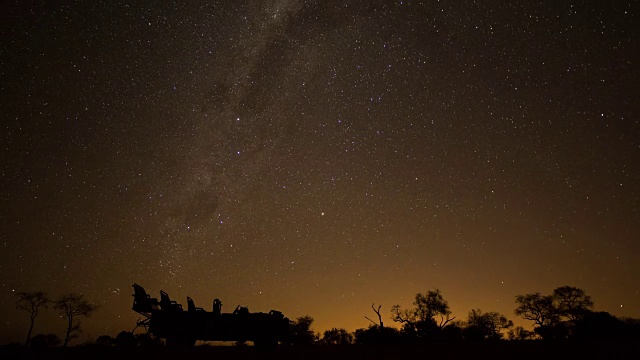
[2,342,638,360]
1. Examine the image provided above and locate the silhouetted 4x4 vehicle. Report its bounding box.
[131,283,289,348]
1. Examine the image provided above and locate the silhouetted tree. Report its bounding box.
[29,333,61,349]
[321,328,353,345]
[514,293,558,328]
[95,335,114,347]
[464,309,513,341]
[391,289,455,340]
[515,286,596,340]
[288,315,316,345]
[15,291,49,346]
[365,303,384,328]
[53,293,98,347]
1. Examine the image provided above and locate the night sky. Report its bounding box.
[1,1,638,343]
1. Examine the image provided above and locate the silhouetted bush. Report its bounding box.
[463,309,513,341]
[136,332,163,347]
[4,342,22,350]
[29,333,61,349]
[115,331,137,347]
[507,326,535,340]
[573,311,626,341]
[441,321,464,341]
[288,315,316,346]
[354,325,403,344]
[320,328,353,345]
[95,335,114,347]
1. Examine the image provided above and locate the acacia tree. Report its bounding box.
[391,289,455,338]
[514,286,594,340]
[15,291,50,346]
[54,294,98,347]
[514,293,558,328]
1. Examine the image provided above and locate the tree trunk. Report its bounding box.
[25,315,35,346]
[63,315,73,347]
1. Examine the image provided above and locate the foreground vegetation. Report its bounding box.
[10,285,640,358]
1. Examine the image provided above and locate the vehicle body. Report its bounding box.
[131,283,289,348]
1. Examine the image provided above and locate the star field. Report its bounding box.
[1,1,638,341]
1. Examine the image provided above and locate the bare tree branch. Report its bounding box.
[372,303,384,328]
[439,314,455,329]
[364,316,377,325]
